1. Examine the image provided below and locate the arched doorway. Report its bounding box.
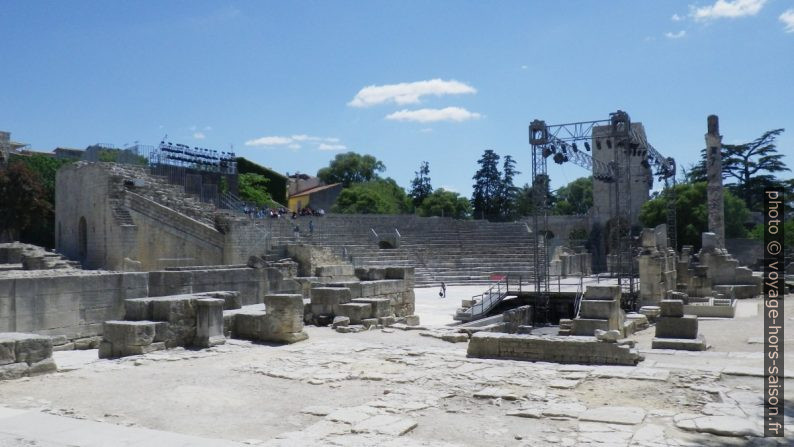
[78,217,87,261]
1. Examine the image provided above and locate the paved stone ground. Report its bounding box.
[0,287,791,446]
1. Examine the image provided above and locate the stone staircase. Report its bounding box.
[107,164,228,228]
[266,215,541,287]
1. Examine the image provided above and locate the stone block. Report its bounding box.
[103,321,156,347]
[385,267,408,280]
[595,329,621,343]
[366,268,386,280]
[404,315,420,326]
[196,291,242,310]
[0,339,15,365]
[13,334,53,366]
[701,232,717,251]
[28,358,57,376]
[378,315,396,326]
[233,311,267,339]
[660,300,684,318]
[579,300,619,319]
[124,298,153,321]
[652,335,708,351]
[151,296,197,322]
[571,318,612,336]
[315,265,354,277]
[352,298,391,318]
[639,306,660,322]
[584,285,621,301]
[354,268,369,281]
[655,315,698,339]
[332,316,350,328]
[311,287,352,304]
[336,303,372,324]
[361,318,379,329]
[53,343,75,352]
[263,294,304,334]
[195,298,225,348]
[0,362,28,380]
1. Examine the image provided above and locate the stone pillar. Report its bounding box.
[705,115,725,249]
[195,298,226,348]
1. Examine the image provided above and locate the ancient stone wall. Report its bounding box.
[0,270,149,339]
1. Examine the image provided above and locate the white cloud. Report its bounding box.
[245,134,346,151]
[440,185,458,193]
[521,65,528,70]
[318,143,347,151]
[385,107,482,123]
[780,9,794,32]
[672,13,683,21]
[193,132,206,140]
[348,79,476,107]
[665,30,687,39]
[690,0,766,21]
[245,136,294,146]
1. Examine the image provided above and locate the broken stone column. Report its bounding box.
[195,298,226,348]
[705,115,725,249]
[262,294,308,343]
[651,299,708,351]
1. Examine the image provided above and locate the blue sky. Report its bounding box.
[2,0,792,196]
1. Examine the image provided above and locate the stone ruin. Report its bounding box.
[0,332,57,380]
[651,298,708,351]
[548,245,592,277]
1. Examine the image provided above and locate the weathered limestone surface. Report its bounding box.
[705,115,725,249]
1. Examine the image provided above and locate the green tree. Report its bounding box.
[749,219,794,252]
[409,161,432,208]
[688,128,789,211]
[7,154,72,247]
[418,188,471,219]
[498,155,520,220]
[0,163,52,243]
[471,149,502,220]
[237,173,276,207]
[514,174,553,217]
[317,152,386,187]
[333,178,411,214]
[639,181,750,250]
[552,177,593,215]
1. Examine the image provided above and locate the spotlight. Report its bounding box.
[560,142,567,153]
[542,147,553,158]
[606,139,612,149]
[572,142,578,153]
[641,159,650,169]
[584,141,591,151]
[596,140,602,150]
[553,152,565,164]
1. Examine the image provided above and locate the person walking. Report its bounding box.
[293,224,300,241]
[439,281,446,298]
[309,220,314,236]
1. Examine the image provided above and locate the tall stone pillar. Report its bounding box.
[705,115,725,249]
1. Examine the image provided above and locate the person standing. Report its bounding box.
[309,220,314,236]
[439,281,446,298]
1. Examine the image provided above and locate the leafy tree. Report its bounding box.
[471,149,502,220]
[639,181,750,250]
[317,152,385,187]
[418,188,471,219]
[237,173,277,207]
[514,174,553,217]
[688,128,789,211]
[749,219,794,251]
[7,154,72,247]
[409,161,433,208]
[552,177,593,215]
[0,163,52,243]
[333,178,411,214]
[498,155,520,219]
